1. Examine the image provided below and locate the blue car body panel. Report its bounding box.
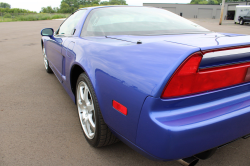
[41,6,250,161]
[66,36,200,143]
[137,82,250,160]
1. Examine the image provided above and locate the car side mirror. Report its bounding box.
[41,28,54,36]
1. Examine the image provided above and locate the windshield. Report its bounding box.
[81,7,210,36]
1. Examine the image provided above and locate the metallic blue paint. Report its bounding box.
[137,82,250,160]
[41,6,250,161]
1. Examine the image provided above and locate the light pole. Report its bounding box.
[219,0,226,25]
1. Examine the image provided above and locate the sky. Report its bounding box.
[4,0,191,12]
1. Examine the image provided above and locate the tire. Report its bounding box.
[240,18,244,25]
[76,73,119,147]
[42,47,53,73]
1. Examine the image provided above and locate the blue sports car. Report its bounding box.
[41,6,250,166]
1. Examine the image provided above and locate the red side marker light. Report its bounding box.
[113,100,127,115]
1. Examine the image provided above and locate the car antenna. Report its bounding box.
[137,40,142,44]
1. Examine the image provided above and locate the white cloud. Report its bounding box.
[6,0,62,12]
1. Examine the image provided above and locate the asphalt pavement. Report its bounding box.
[1,19,250,166]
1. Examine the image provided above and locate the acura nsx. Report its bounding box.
[41,6,250,166]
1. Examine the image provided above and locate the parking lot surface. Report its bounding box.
[1,19,250,166]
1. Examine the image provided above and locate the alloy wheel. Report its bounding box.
[43,48,49,70]
[77,81,96,139]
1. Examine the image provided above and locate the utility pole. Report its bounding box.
[219,0,226,25]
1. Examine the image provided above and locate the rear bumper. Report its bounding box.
[136,85,250,161]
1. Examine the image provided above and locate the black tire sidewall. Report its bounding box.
[76,73,102,147]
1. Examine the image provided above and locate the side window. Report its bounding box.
[57,10,86,36]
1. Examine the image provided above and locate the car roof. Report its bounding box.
[79,5,147,10]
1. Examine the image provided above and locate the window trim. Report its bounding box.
[80,6,210,37]
[80,6,155,37]
[55,9,87,37]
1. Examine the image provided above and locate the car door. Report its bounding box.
[60,10,87,82]
[45,34,66,82]
[46,10,86,83]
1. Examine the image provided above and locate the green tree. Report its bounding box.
[0,7,36,13]
[99,1,109,5]
[41,6,56,13]
[100,0,127,5]
[109,0,127,5]
[59,0,80,13]
[59,2,72,13]
[40,0,127,13]
[53,7,59,13]
[190,0,207,4]
[0,2,11,8]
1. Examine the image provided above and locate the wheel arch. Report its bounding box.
[70,63,100,106]
[70,64,85,99]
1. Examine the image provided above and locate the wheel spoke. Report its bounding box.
[44,60,48,69]
[43,50,48,69]
[84,87,89,103]
[78,86,83,106]
[80,86,85,102]
[88,113,95,130]
[81,115,86,125]
[87,103,94,112]
[78,99,83,105]
[89,132,94,137]
[86,119,92,134]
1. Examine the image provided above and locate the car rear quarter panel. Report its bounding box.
[72,37,200,143]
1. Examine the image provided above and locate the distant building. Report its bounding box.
[143,1,250,20]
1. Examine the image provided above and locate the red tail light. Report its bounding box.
[161,49,250,98]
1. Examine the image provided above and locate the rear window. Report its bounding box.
[81,7,210,36]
